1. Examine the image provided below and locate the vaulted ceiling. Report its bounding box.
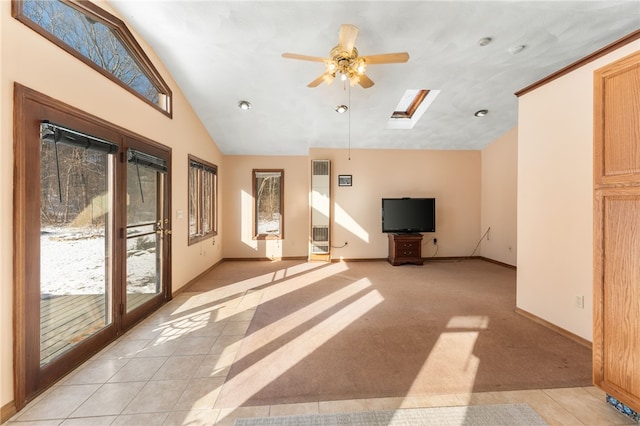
[110,1,640,155]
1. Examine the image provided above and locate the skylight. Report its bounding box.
[391,89,430,119]
[387,89,440,130]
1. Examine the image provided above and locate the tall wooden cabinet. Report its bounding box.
[593,50,640,413]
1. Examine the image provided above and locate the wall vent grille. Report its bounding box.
[312,244,329,254]
[312,225,329,242]
[312,160,330,176]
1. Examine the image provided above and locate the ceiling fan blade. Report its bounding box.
[362,52,410,64]
[358,74,375,89]
[339,24,358,55]
[282,52,326,62]
[307,74,327,87]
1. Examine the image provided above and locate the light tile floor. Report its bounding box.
[7,284,638,426]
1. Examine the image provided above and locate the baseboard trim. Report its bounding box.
[331,257,482,263]
[1,400,17,424]
[515,307,592,349]
[478,256,517,270]
[426,256,481,262]
[174,258,224,295]
[215,257,516,268]
[329,256,511,264]
[331,258,387,262]
[223,256,308,262]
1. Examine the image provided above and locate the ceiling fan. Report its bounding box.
[282,24,409,89]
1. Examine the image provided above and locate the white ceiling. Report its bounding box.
[110,1,640,156]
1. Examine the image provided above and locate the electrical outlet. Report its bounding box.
[433,238,438,245]
[574,295,584,309]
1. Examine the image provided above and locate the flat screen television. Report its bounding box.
[381,197,436,233]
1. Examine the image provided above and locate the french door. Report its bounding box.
[14,85,171,408]
[121,138,171,329]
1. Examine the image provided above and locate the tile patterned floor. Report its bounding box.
[7,277,637,426]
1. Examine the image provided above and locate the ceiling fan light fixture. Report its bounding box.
[323,73,335,85]
[282,24,409,89]
[474,109,489,117]
[238,100,252,110]
[335,104,348,114]
[322,73,336,84]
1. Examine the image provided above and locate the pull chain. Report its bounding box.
[348,84,351,161]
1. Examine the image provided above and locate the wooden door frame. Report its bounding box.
[13,83,172,409]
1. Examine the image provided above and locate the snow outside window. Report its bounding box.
[253,169,284,239]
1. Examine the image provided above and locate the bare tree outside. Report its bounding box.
[39,137,113,365]
[23,0,160,104]
[40,140,109,227]
[254,171,283,236]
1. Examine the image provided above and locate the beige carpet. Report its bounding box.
[214,259,592,407]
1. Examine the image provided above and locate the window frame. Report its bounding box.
[12,0,173,117]
[188,155,218,245]
[252,169,284,240]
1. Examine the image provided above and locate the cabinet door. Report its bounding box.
[593,50,640,412]
[593,190,640,410]
[594,51,640,187]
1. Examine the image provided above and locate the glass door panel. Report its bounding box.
[125,149,167,313]
[39,131,114,365]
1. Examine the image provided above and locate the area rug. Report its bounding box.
[217,260,592,407]
[233,403,548,425]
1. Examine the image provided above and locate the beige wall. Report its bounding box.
[517,42,640,341]
[222,156,310,259]
[1,0,223,408]
[480,127,518,266]
[222,149,482,261]
[310,148,481,260]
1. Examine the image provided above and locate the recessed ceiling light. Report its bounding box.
[478,37,492,47]
[335,104,348,114]
[508,45,526,55]
[238,100,251,110]
[474,109,489,117]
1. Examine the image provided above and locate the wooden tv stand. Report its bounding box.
[387,233,423,266]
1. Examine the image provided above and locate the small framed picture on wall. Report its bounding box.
[338,175,352,187]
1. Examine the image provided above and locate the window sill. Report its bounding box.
[254,234,283,241]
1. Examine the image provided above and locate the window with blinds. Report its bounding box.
[188,156,217,244]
